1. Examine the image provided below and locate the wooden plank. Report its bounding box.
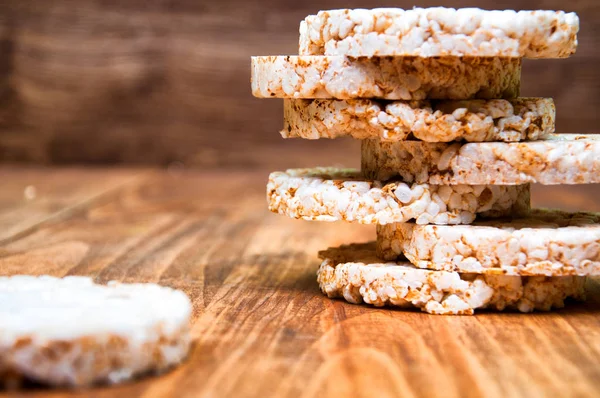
[1,0,599,164]
[532,184,600,211]
[0,167,144,243]
[0,168,599,397]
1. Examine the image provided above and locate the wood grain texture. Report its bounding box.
[0,167,599,397]
[0,0,599,165]
[0,168,143,244]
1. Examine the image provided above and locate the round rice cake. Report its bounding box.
[318,243,587,315]
[377,209,600,276]
[251,55,521,100]
[0,276,192,388]
[299,8,579,58]
[362,134,600,184]
[283,98,554,142]
[267,167,530,225]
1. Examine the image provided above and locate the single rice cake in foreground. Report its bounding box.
[283,98,554,142]
[318,243,586,315]
[251,56,521,100]
[0,276,192,388]
[362,134,600,184]
[267,168,530,225]
[299,8,579,58]
[377,209,600,276]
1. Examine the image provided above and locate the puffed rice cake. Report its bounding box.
[0,276,192,388]
[283,98,554,142]
[362,134,600,184]
[251,56,521,100]
[267,167,530,225]
[377,209,600,276]
[318,243,586,315]
[299,8,579,58]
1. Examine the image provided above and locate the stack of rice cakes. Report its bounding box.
[252,7,599,315]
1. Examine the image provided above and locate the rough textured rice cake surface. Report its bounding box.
[377,209,600,276]
[318,243,586,315]
[362,134,600,184]
[267,168,530,225]
[251,56,521,100]
[283,98,554,142]
[0,276,192,387]
[299,8,579,58]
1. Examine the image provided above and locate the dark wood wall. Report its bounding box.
[0,0,598,167]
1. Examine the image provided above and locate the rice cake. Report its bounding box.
[251,56,521,100]
[377,209,600,276]
[299,8,579,58]
[362,134,600,184]
[267,167,530,225]
[0,276,192,388]
[318,243,586,315]
[283,98,554,142]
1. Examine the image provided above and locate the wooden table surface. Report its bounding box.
[1,166,600,398]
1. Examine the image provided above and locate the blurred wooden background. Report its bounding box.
[0,0,598,168]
